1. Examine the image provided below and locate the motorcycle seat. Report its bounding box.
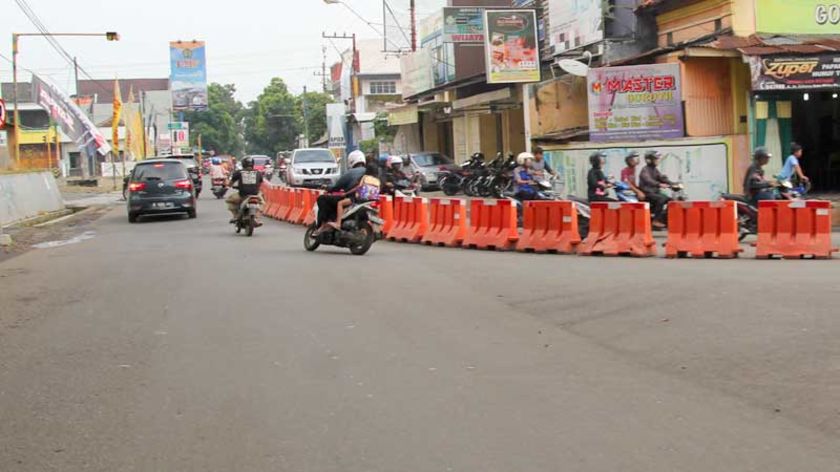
[720,193,750,204]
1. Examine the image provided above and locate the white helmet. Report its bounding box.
[517,152,535,166]
[347,150,366,168]
[387,155,403,168]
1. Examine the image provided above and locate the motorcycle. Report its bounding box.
[233,195,262,237]
[277,159,289,184]
[304,198,384,256]
[439,155,485,196]
[211,178,228,199]
[506,177,591,239]
[383,172,421,198]
[721,180,807,241]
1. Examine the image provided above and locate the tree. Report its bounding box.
[183,83,244,155]
[296,91,332,146]
[244,78,300,155]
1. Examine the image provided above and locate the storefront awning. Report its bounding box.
[707,35,840,56]
[387,104,419,126]
[351,112,378,123]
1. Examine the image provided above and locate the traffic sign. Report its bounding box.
[167,121,189,131]
[0,98,6,130]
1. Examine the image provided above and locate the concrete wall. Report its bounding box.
[0,171,65,226]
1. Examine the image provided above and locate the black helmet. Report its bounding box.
[471,152,485,161]
[589,151,606,168]
[242,156,255,169]
[753,146,771,161]
[644,150,661,164]
[625,151,640,166]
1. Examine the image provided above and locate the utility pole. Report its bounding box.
[321,32,357,171]
[410,0,417,52]
[313,46,329,94]
[140,90,148,158]
[302,85,310,148]
[73,57,80,96]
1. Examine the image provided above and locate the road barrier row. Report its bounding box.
[260,186,836,260]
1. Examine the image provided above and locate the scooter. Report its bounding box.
[233,195,263,237]
[211,178,228,199]
[304,199,384,256]
[721,180,805,241]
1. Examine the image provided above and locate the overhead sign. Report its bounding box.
[548,0,604,54]
[484,9,541,84]
[749,54,840,90]
[443,7,485,43]
[170,41,208,112]
[0,98,6,129]
[31,75,111,156]
[587,63,685,142]
[756,0,840,35]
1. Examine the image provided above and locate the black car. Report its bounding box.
[166,154,203,196]
[127,159,197,223]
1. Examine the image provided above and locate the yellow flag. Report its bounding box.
[111,79,122,158]
[124,87,145,160]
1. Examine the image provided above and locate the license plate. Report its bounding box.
[153,202,174,209]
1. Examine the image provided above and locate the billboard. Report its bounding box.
[484,9,540,84]
[31,75,111,156]
[548,0,604,54]
[400,48,435,99]
[587,63,685,142]
[756,0,840,35]
[170,41,208,112]
[749,54,840,91]
[443,7,485,43]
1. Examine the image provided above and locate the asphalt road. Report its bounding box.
[1,188,839,471]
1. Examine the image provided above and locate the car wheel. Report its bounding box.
[128,212,139,223]
[188,209,197,219]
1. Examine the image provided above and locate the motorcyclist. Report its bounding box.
[381,155,412,195]
[620,151,645,200]
[513,152,539,200]
[531,146,557,179]
[743,147,779,206]
[226,156,264,225]
[587,151,615,203]
[209,157,228,181]
[314,150,368,234]
[639,150,675,228]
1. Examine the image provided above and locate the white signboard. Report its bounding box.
[327,103,346,149]
[170,122,190,153]
[544,141,731,201]
[548,0,604,54]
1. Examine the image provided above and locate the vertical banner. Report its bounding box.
[170,41,208,112]
[484,10,540,84]
[327,103,346,160]
[587,63,685,142]
[548,0,604,54]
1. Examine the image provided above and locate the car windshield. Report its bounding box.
[412,153,452,167]
[294,150,335,164]
[133,163,187,181]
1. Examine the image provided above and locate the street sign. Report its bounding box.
[0,98,7,129]
[167,122,189,131]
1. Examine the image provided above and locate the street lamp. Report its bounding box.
[11,31,120,166]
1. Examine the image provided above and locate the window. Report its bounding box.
[369,81,397,95]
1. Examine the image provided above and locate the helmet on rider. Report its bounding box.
[644,150,661,166]
[211,157,221,165]
[347,150,366,168]
[625,151,640,166]
[387,155,403,170]
[589,151,606,168]
[241,156,255,170]
[517,152,535,167]
[753,146,772,162]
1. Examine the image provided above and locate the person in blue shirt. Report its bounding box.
[514,152,538,200]
[779,142,809,184]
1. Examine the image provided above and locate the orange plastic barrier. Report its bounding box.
[378,195,394,236]
[287,189,308,224]
[578,202,656,257]
[261,186,279,220]
[665,201,742,259]
[756,200,837,259]
[462,199,519,251]
[422,198,467,247]
[516,201,581,254]
[271,188,289,220]
[301,190,321,226]
[387,196,429,243]
[280,188,297,222]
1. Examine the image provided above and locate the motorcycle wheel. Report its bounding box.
[245,215,255,237]
[578,216,590,240]
[304,224,321,251]
[235,222,242,234]
[478,178,493,198]
[491,177,509,199]
[737,214,755,242]
[349,223,375,256]
[441,177,460,196]
[464,178,478,197]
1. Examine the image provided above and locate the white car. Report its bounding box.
[286,148,340,188]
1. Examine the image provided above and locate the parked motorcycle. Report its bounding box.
[439,154,485,196]
[304,199,384,256]
[233,195,262,237]
[721,180,807,241]
[211,178,228,199]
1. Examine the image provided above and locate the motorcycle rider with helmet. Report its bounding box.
[587,151,615,203]
[639,150,676,228]
[513,152,539,200]
[381,155,413,195]
[743,147,779,206]
[226,155,264,224]
[314,150,370,235]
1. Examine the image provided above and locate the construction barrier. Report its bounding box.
[462,199,519,251]
[387,196,429,243]
[287,189,308,225]
[756,200,837,259]
[280,188,297,222]
[422,198,468,247]
[665,201,742,259]
[516,201,581,254]
[272,187,289,220]
[578,202,656,257]
[302,190,321,226]
[261,185,279,220]
[379,195,395,236]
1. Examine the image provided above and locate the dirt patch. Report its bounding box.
[0,207,111,264]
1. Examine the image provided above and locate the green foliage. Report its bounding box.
[359,139,379,156]
[297,91,332,146]
[374,112,397,144]
[183,83,245,156]
[244,78,301,155]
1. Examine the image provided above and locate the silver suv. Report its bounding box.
[286,148,340,188]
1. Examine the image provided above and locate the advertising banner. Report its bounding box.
[548,0,604,54]
[587,63,684,142]
[327,103,346,149]
[756,0,840,35]
[443,7,485,43]
[31,75,111,156]
[749,54,840,91]
[170,41,208,112]
[400,48,435,98]
[484,9,540,84]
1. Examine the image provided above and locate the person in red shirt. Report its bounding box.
[620,151,645,201]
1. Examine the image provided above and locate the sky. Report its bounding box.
[0,0,444,102]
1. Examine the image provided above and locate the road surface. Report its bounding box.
[1,189,839,471]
